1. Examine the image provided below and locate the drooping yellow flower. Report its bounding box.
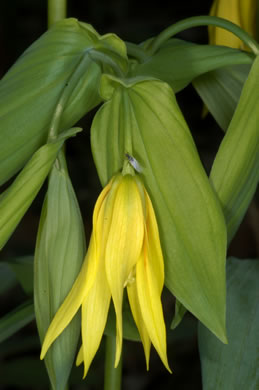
[40,172,171,377]
[209,0,256,49]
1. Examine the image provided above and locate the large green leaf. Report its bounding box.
[210,56,259,243]
[0,300,34,343]
[193,64,250,132]
[0,127,81,250]
[91,74,227,343]
[34,154,86,390]
[199,257,259,390]
[0,18,127,185]
[131,39,253,92]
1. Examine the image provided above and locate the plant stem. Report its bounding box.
[148,16,259,56]
[47,54,91,141]
[104,336,122,390]
[125,42,150,62]
[48,0,67,27]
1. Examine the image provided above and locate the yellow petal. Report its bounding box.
[80,264,111,378]
[40,236,97,359]
[76,344,83,366]
[138,192,170,370]
[240,0,256,38]
[105,175,145,366]
[209,0,255,49]
[136,246,171,372]
[144,190,164,292]
[127,281,151,369]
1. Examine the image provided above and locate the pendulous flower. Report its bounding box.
[40,172,171,377]
[209,0,256,49]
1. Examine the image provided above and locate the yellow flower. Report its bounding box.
[40,173,171,377]
[209,0,256,49]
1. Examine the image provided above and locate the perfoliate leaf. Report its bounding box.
[0,128,81,250]
[193,64,250,132]
[130,39,253,92]
[91,74,227,343]
[210,56,259,243]
[0,18,128,185]
[198,258,259,390]
[0,301,34,343]
[34,156,86,390]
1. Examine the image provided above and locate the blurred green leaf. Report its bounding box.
[210,56,259,243]
[0,127,81,250]
[199,257,259,390]
[34,154,86,390]
[131,39,253,92]
[0,300,34,343]
[91,74,227,343]
[0,262,17,294]
[0,18,128,185]
[193,64,250,132]
[5,256,34,295]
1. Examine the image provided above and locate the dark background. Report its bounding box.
[0,1,258,389]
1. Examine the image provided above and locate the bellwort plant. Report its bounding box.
[0,0,258,389]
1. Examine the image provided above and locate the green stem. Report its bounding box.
[148,16,259,56]
[104,336,122,390]
[48,0,67,27]
[89,49,126,78]
[125,42,150,62]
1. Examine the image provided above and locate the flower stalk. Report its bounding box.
[148,15,259,55]
[104,335,123,390]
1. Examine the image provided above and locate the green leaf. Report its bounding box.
[91,74,227,343]
[5,256,34,295]
[198,257,259,390]
[0,262,17,294]
[0,18,128,185]
[131,39,253,92]
[34,155,86,390]
[193,64,250,132]
[210,56,259,243]
[0,300,34,343]
[171,299,187,330]
[0,128,81,250]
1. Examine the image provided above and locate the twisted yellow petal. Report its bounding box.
[40,236,96,359]
[105,175,145,366]
[127,281,151,369]
[136,191,171,372]
[80,260,111,377]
